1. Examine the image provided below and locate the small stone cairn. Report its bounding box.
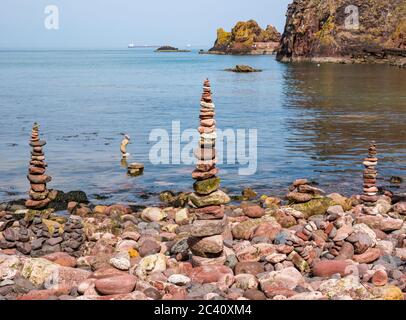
[188,79,230,265]
[120,133,144,176]
[25,123,52,210]
[286,179,325,203]
[0,211,85,257]
[361,141,379,204]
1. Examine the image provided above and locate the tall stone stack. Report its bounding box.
[26,123,52,210]
[188,79,230,265]
[361,141,378,204]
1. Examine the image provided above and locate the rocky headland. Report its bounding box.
[276,0,406,66]
[203,20,281,55]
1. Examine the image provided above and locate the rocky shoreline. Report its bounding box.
[0,83,405,301]
[1,176,405,300]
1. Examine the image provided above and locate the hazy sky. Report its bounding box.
[0,0,292,48]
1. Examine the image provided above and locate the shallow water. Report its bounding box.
[0,49,405,205]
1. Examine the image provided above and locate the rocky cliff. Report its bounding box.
[208,20,281,55]
[276,0,406,66]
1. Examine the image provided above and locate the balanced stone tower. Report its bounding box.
[188,79,230,265]
[120,133,131,159]
[26,123,52,209]
[361,141,378,204]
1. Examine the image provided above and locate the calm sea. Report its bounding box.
[0,49,405,205]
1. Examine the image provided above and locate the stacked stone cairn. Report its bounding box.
[188,79,230,265]
[120,133,144,176]
[26,123,52,210]
[0,211,85,257]
[286,179,325,203]
[361,141,379,205]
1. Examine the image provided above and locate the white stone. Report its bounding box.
[141,207,167,222]
[110,252,131,271]
[168,274,191,286]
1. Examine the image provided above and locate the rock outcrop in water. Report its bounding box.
[26,123,52,210]
[276,0,406,66]
[206,20,281,55]
[225,65,262,73]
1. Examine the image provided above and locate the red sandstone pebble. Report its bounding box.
[353,248,381,264]
[372,270,388,286]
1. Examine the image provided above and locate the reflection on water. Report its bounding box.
[0,50,404,205]
[282,64,406,190]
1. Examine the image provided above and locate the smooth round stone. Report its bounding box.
[139,239,161,257]
[200,119,216,127]
[95,274,137,295]
[198,126,215,134]
[29,140,46,147]
[196,160,217,172]
[27,174,51,184]
[188,235,223,257]
[243,289,267,300]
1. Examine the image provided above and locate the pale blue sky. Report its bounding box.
[0,0,292,48]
